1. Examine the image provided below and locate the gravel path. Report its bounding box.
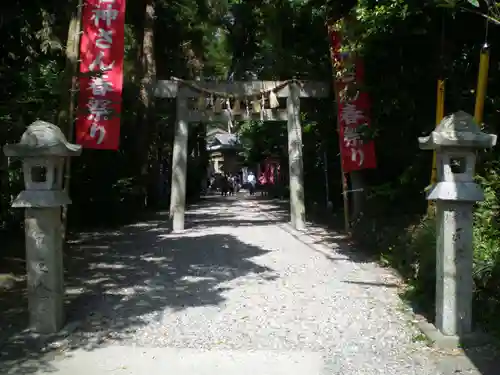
[1,196,461,374]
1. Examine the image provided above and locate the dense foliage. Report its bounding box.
[1,0,500,333]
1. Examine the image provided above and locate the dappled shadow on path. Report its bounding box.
[0,198,277,374]
[254,198,377,265]
[184,195,289,229]
[459,345,500,375]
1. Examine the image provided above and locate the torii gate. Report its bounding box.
[154,79,329,232]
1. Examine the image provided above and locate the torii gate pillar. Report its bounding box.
[170,87,189,232]
[287,83,306,230]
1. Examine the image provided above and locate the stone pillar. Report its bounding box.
[170,93,189,232]
[435,200,474,336]
[25,208,65,333]
[286,82,306,230]
[418,111,496,344]
[3,120,81,334]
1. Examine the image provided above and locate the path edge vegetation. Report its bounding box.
[340,0,500,340]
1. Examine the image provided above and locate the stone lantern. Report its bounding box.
[418,111,496,346]
[3,120,81,334]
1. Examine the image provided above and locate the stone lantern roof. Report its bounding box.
[418,111,496,150]
[3,120,82,158]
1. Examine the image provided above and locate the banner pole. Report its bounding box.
[327,23,351,233]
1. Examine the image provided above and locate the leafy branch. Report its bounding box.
[439,0,500,25]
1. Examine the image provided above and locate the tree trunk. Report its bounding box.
[58,0,83,241]
[135,0,157,208]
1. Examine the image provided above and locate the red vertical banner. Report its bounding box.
[76,0,126,150]
[328,28,376,173]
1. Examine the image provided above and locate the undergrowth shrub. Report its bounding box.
[354,168,500,333]
[472,166,500,332]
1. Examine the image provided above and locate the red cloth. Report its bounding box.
[259,172,267,184]
[258,159,281,186]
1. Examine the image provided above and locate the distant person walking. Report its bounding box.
[220,174,230,196]
[247,171,256,195]
[228,174,236,195]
